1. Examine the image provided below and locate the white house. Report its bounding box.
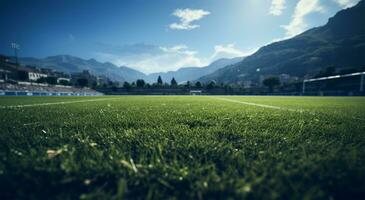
[28,71,48,81]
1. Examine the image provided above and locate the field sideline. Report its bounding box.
[0,96,365,199]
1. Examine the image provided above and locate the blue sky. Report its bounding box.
[0,0,360,74]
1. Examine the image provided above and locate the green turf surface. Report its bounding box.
[0,96,364,199]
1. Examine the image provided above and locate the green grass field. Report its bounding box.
[0,96,365,199]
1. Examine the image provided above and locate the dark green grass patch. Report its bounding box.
[0,96,364,199]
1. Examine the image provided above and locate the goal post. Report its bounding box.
[302,71,365,94]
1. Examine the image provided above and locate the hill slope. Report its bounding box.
[199,0,365,83]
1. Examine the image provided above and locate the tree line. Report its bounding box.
[120,76,225,90]
[100,75,284,92]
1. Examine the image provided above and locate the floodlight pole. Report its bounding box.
[11,42,20,65]
[361,74,364,92]
[302,81,306,95]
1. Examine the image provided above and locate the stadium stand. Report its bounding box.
[0,83,103,96]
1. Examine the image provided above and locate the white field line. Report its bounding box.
[0,98,120,109]
[211,97,306,113]
[23,121,41,126]
[211,97,365,121]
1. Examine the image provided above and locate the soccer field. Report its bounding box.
[0,96,365,199]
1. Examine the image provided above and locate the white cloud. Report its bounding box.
[95,43,255,74]
[95,44,208,74]
[169,8,210,30]
[281,0,324,37]
[333,0,360,8]
[210,44,256,60]
[269,0,286,16]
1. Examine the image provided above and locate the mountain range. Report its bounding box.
[144,57,244,83]
[199,0,365,83]
[19,55,243,83]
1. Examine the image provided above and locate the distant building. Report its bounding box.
[0,55,11,64]
[97,75,110,86]
[28,71,48,81]
[0,69,11,82]
[52,71,71,84]
[0,59,33,81]
[71,70,97,87]
[57,77,71,84]
[279,74,299,84]
[243,80,252,89]
[259,75,266,86]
